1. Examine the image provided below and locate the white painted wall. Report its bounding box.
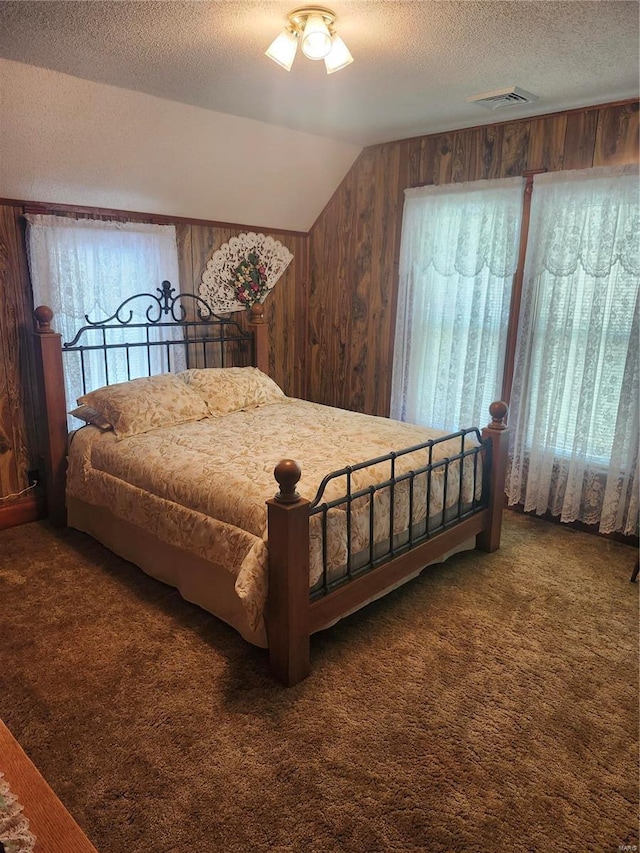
[0,59,361,231]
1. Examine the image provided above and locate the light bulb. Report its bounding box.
[301,14,332,60]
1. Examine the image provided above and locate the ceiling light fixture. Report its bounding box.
[266,6,354,74]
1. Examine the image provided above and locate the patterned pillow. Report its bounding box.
[68,404,113,431]
[178,367,285,416]
[78,373,209,440]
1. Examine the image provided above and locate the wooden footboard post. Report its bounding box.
[477,401,509,553]
[266,459,311,686]
[33,306,68,527]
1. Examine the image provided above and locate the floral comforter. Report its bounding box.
[67,399,481,628]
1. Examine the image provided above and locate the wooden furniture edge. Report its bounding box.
[0,719,99,852]
[309,510,490,633]
[477,401,509,553]
[0,493,45,530]
[33,305,68,526]
[266,459,311,686]
[265,403,509,685]
[247,302,269,375]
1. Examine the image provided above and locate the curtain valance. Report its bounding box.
[403,177,525,278]
[527,165,639,277]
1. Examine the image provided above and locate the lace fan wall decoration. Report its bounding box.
[199,232,294,313]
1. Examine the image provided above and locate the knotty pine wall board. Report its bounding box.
[0,205,39,501]
[306,101,639,418]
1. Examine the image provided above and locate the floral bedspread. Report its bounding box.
[67,399,481,628]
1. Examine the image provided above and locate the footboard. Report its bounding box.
[266,402,509,685]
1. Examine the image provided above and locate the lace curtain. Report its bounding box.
[27,215,181,415]
[390,177,524,432]
[506,165,639,534]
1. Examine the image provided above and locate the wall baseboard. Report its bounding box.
[507,504,639,547]
[0,494,45,530]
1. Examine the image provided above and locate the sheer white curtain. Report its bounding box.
[27,215,181,414]
[391,177,524,432]
[507,165,639,534]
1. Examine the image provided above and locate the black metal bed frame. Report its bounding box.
[308,429,489,600]
[61,280,255,394]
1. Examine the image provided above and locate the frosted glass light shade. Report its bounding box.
[324,34,354,74]
[266,29,299,71]
[301,14,332,60]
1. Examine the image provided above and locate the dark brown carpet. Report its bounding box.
[0,512,637,853]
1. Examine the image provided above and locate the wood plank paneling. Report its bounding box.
[369,143,402,416]
[527,114,567,172]
[306,198,328,402]
[308,166,357,407]
[499,120,532,177]
[349,148,376,412]
[405,137,422,187]
[309,142,401,415]
[451,129,473,184]
[419,133,454,186]
[332,167,358,409]
[264,233,307,396]
[0,206,38,501]
[562,110,598,170]
[0,225,17,496]
[307,101,639,417]
[471,124,504,182]
[594,101,640,166]
[175,223,193,292]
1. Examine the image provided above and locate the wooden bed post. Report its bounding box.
[477,401,509,553]
[33,306,68,527]
[266,459,311,686]
[248,303,269,375]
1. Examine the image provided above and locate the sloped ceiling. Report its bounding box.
[0,1,638,146]
[0,58,361,230]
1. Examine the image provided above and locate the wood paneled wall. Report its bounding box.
[0,205,40,515]
[307,101,639,416]
[0,203,307,519]
[175,223,307,396]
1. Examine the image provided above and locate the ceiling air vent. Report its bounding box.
[466,86,538,110]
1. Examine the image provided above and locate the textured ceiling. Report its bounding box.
[0,1,638,146]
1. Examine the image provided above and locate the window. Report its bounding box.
[392,165,639,534]
[27,215,181,417]
[390,178,524,432]
[507,165,639,534]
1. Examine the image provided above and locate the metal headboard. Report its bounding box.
[61,280,255,395]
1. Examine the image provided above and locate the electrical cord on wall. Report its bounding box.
[0,481,38,502]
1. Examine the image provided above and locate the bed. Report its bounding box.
[33,282,509,685]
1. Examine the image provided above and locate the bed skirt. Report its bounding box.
[68,496,477,648]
